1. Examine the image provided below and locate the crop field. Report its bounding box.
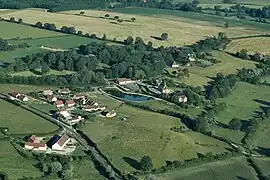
[0,10,267,47]
[156,156,258,180]
[0,21,62,39]
[82,94,229,172]
[188,51,257,78]
[226,37,270,55]
[0,99,58,134]
[216,82,270,124]
[0,140,43,179]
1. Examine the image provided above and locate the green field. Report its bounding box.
[252,119,270,149]
[0,140,43,179]
[156,156,258,180]
[0,21,62,39]
[82,93,229,172]
[11,70,75,77]
[252,158,270,177]
[216,82,270,124]
[174,0,270,5]
[0,84,55,94]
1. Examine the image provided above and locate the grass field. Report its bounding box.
[156,156,258,180]
[0,84,55,94]
[82,93,229,172]
[174,0,270,5]
[216,82,270,124]
[199,3,264,8]
[0,9,267,47]
[0,140,43,179]
[11,70,75,77]
[226,37,270,55]
[0,21,62,39]
[252,157,270,177]
[0,99,58,134]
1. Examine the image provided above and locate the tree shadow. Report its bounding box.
[254,146,270,156]
[237,176,248,180]
[150,36,163,41]
[215,121,229,129]
[253,99,270,107]
[123,157,140,170]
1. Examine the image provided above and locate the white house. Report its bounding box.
[179,95,188,103]
[42,90,53,96]
[116,78,135,85]
[58,88,70,94]
[46,95,57,102]
[24,142,47,151]
[58,109,70,118]
[52,134,71,151]
[19,95,29,102]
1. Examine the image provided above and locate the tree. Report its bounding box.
[139,156,153,171]
[41,64,50,75]
[229,118,242,130]
[224,22,229,28]
[117,19,123,23]
[105,14,110,18]
[10,17,15,22]
[102,33,107,40]
[77,30,83,36]
[131,17,136,22]
[35,21,43,28]
[18,18,23,24]
[79,11,85,15]
[161,33,168,41]
[183,68,189,77]
[114,16,119,20]
[124,36,134,45]
[238,49,249,59]
[50,161,62,173]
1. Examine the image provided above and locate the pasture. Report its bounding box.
[0,84,54,94]
[82,94,229,172]
[252,116,270,149]
[11,70,75,77]
[156,156,258,180]
[226,37,270,55]
[216,82,270,124]
[252,158,270,177]
[0,20,61,39]
[0,140,43,179]
[0,9,267,47]
[0,99,58,134]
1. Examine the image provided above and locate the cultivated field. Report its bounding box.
[0,21,61,39]
[82,93,229,172]
[217,82,270,124]
[226,37,270,55]
[0,140,43,179]
[0,9,267,46]
[157,156,258,180]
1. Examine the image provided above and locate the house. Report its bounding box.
[116,78,135,85]
[179,95,188,103]
[58,109,70,118]
[55,100,64,108]
[27,135,38,143]
[188,53,196,62]
[46,95,57,102]
[102,110,116,118]
[84,105,106,112]
[167,60,179,68]
[9,92,20,99]
[66,100,75,107]
[9,92,28,101]
[51,134,71,151]
[42,90,53,96]
[74,94,85,100]
[162,87,170,94]
[18,95,29,102]
[24,142,47,151]
[58,88,70,95]
[65,116,83,125]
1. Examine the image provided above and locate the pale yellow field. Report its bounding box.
[1,9,265,46]
[226,37,270,55]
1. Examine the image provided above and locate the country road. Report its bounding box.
[0,93,123,180]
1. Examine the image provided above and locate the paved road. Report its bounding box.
[0,94,122,180]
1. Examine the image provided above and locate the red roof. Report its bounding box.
[55,134,70,147]
[66,100,75,105]
[56,100,64,105]
[25,142,46,148]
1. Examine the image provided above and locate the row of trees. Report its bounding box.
[0,38,29,51]
[231,4,270,19]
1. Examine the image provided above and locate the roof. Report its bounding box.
[28,135,36,142]
[25,142,46,148]
[75,94,85,98]
[9,92,20,97]
[58,88,70,92]
[56,100,64,105]
[66,100,75,105]
[43,90,53,93]
[19,95,27,100]
[55,134,70,147]
[116,78,133,82]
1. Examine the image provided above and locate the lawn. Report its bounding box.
[188,51,257,78]
[216,82,270,124]
[0,21,62,39]
[156,156,258,180]
[226,37,270,55]
[0,140,43,179]
[81,95,229,172]
[0,9,266,47]
[0,99,58,134]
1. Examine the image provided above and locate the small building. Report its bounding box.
[42,90,53,96]
[51,134,71,151]
[46,95,57,102]
[24,142,47,151]
[18,95,29,102]
[74,94,85,100]
[66,116,83,125]
[9,92,20,99]
[116,78,135,85]
[58,109,70,118]
[55,100,64,108]
[58,88,70,95]
[9,92,28,101]
[66,100,75,107]
[27,135,38,143]
[179,95,188,103]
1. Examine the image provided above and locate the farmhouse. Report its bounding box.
[116,78,135,85]
[179,95,188,103]
[55,100,64,108]
[9,92,29,101]
[66,100,75,107]
[51,134,71,151]
[24,142,47,151]
[42,90,53,96]
[58,88,70,94]
[46,95,57,102]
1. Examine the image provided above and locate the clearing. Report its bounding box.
[226,37,270,55]
[156,156,258,180]
[0,9,267,46]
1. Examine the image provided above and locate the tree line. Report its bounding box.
[0,38,29,51]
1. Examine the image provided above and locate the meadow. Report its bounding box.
[0,9,267,47]
[174,0,270,5]
[252,158,270,177]
[0,84,54,94]
[156,156,258,180]
[226,37,270,55]
[82,93,229,172]
[216,82,270,124]
[11,70,75,77]
[0,140,43,179]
